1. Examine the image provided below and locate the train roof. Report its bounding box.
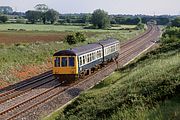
[53,50,76,56]
[98,38,119,47]
[72,43,101,55]
[53,39,119,56]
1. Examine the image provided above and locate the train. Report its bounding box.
[53,39,120,80]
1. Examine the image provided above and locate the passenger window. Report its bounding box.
[87,54,90,63]
[62,57,67,67]
[69,57,75,67]
[90,53,92,61]
[79,57,82,66]
[83,56,85,64]
[54,57,60,67]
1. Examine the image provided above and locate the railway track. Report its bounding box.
[0,73,53,104]
[0,24,160,120]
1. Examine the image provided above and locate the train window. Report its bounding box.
[90,53,92,61]
[83,56,85,64]
[61,57,67,67]
[87,54,90,63]
[106,47,110,55]
[54,57,60,67]
[79,57,82,66]
[92,52,95,60]
[111,45,115,52]
[116,44,119,51]
[69,57,74,67]
[97,51,99,58]
[95,52,97,59]
[97,50,102,58]
[106,47,109,55]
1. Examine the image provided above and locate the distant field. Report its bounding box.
[0,24,136,32]
[0,24,141,44]
[110,25,136,30]
[0,31,68,44]
[0,24,82,32]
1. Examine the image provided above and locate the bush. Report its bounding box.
[0,15,8,23]
[75,32,86,42]
[161,27,180,45]
[65,32,86,45]
[65,34,77,45]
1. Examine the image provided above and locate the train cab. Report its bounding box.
[53,50,78,79]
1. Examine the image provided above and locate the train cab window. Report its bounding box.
[54,57,60,67]
[61,57,67,67]
[69,57,75,67]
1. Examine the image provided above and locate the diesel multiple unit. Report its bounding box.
[53,39,120,79]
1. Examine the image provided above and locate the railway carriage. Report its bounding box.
[53,39,120,80]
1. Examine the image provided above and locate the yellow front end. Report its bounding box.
[53,56,78,75]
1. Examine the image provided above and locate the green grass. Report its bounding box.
[43,42,180,120]
[0,24,82,32]
[0,24,138,32]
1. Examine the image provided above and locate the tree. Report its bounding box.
[0,15,8,23]
[82,14,91,23]
[91,9,110,29]
[34,4,48,12]
[171,17,180,27]
[0,6,13,14]
[45,9,59,24]
[25,10,42,24]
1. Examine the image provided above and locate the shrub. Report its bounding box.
[65,34,77,45]
[0,15,8,23]
[75,32,86,42]
[161,27,180,45]
[65,32,86,45]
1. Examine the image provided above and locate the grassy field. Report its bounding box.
[0,24,143,88]
[44,42,180,120]
[0,24,140,45]
[0,24,82,32]
[0,24,137,32]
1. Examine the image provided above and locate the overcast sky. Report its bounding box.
[0,0,180,15]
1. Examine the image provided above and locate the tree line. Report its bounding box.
[0,4,180,29]
[25,9,59,24]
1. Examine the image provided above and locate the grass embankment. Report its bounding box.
[0,24,142,87]
[44,28,180,120]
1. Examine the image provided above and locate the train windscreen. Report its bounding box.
[54,57,60,67]
[62,57,68,67]
[69,57,75,67]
